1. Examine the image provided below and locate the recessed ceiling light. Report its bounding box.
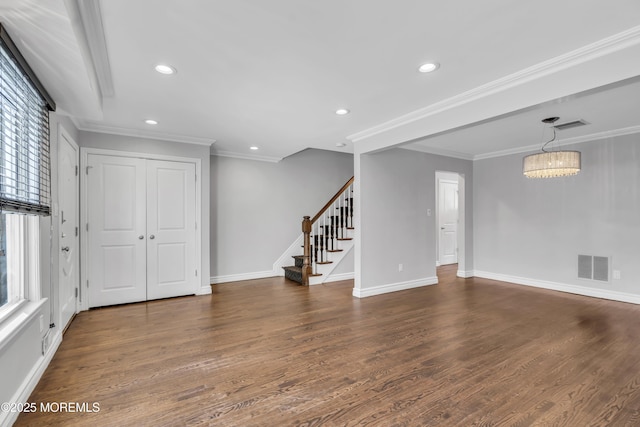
[336,142,346,147]
[335,108,350,115]
[155,64,176,75]
[418,62,439,73]
[250,146,259,150]
[144,119,158,125]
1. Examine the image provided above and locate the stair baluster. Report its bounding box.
[286,177,354,285]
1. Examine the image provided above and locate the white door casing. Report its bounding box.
[58,128,79,330]
[438,177,458,265]
[86,154,198,307]
[87,154,147,307]
[146,160,197,299]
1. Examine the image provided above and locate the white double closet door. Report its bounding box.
[87,154,196,307]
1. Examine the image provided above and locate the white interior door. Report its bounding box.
[58,130,79,330]
[438,177,458,265]
[146,160,196,299]
[87,154,147,307]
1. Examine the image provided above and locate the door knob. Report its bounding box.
[61,246,70,253]
[138,235,144,240]
[149,235,155,240]
[440,227,445,230]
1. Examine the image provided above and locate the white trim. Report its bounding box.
[79,147,203,311]
[210,270,276,284]
[456,270,474,278]
[76,121,215,147]
[324,272,354,283]
[399,145,474,161]
[76,0,114,98]
[348,25,640,143]
[474,124,640,160]
[0,299,46,354]
[352,276,438,298]
[473,270,640,305]
[1,329,62,427]
[196,285,212,295]
[272,233,304,275]
[213,150,283,163]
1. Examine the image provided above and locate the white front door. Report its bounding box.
[87,154,147,307]
[146,160,196,299]
[438,177,458,265]
[58,130,79,330]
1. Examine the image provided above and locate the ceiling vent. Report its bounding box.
[553,120,588,131]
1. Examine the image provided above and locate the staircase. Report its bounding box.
[282,177,354,285]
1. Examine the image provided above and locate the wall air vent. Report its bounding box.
[553,120,588,131]
[578,254,609,282]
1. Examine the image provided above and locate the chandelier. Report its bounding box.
[523,117,581,178]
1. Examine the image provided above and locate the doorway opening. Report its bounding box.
[435,171,465,275]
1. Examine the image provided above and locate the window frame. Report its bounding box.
[0,23,52,329]
[0,213,40,323]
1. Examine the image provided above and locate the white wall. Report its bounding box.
[78,131,211,292]
[355,147,473,297]
[473,134,640,302]
[210,149,353,281]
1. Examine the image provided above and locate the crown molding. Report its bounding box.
[76,121,215,146]
[212,150,282,163]
[348,25,640,144]
[73,0,114,98]
[474,125,640,160]
[399,144,473,161]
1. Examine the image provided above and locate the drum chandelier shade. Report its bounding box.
[523,150,581,178]
[523,117,581,179]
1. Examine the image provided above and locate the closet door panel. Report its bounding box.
[87,155,147,307]
[146,160,197,299]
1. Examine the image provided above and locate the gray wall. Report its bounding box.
[473,134,640,295]
[78,131,211,290]
[210,149,353,278]
[358,148,473,289]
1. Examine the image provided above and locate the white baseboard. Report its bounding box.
[457,270,474,278]
[210,270,276,284]
[2,330,63,427]
[323,272,355,283]
[473,270,640,305]
[352,276,438,298]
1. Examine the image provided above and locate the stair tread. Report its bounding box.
[327,249,343,253]
[316,261,333,265]
[336,238,353,241]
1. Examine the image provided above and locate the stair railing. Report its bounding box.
[301,177,354,285]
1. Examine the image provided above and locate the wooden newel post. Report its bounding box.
[301,216,312,286]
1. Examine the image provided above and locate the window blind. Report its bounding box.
[0,24,55,216]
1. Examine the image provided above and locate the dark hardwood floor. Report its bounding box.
[16,265,640,426]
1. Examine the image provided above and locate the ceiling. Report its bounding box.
[1,0,640,161]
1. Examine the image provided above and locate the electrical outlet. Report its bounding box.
[613,270,621,280]
[398,263,403,272]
